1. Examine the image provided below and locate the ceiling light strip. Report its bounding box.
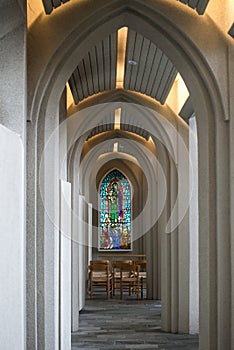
[116,27,128,88]
[114,108,121,130]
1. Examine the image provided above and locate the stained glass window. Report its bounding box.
[99,169,132,251]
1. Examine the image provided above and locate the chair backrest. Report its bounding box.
[120,261,139,277]
[134,260,147,271]
[112,260,133,270]
[89,260,110,273]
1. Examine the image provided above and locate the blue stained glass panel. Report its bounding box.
[99,169,132,250]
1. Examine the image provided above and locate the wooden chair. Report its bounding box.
[120,262,140,300]
[112,260,133,296]
[89,260,112,299]
[134,260,147,299]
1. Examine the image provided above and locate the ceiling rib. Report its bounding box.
[228,24,234,38]
[42,0,69,15]
[178,0,210,15]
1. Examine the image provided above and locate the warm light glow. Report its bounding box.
[206,0,234,35]
[148,136,154,144]
[114,108,121,130]
[27,0,44,28]
[66,83,74,109]
[116,27,128,88]
[165,73,189,114]
[97,153,139,165]
[113,142,118,152]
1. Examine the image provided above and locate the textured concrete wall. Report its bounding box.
[0,1,26,349]
[0,125,25,350]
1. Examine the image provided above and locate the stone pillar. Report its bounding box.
[177,120,190,333]
[78,195,85,311]
[198,109,217,350]
[216,108,231,350]
[170,160,179,333]
[159,146,171,332]
[0,1,26,349]
[0,126,25,350]
[88,203,93,265]
[189,116,199,334]
[42,110,60,350]
[59,180,71,350]
[229,43,234,350]
[71,191,79,331]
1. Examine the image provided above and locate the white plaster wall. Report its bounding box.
[189,116,199,334]
[78,195,86,311]
[71,191,79,331]
[88,203,93,265]
[0,125,25,350]
[60,180,71,350]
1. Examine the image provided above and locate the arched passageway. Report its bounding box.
[27,2,230,349]
[0,1,232,350]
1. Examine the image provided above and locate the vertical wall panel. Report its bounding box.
[60,180,71,350]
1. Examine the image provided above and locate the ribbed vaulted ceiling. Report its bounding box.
[69,33,117,104]
[41,0,210,15]
[124,30,177,104]
[86,109,150,141]
[68,30,178,105]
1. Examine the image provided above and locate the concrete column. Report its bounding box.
[177,120,190,333]
[59,89,68,181]
[42,111,60,350]
[189,116,199,334]
[83,200,88,299]
[88,203,93,265]
[0,126,25,350]
[198,113,217,350]
[160,147,171,332]
[170,160,178,333]
[161,226,171,332]
[216,110,231,350]
[152,160,158,300]
[0,2,26,349]
[78,195,85,310]
[60,181,71,350]
[26,122,37,350]
[71,191,79,331]
[229,43,234,350]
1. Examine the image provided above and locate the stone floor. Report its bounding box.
[71,294,199,350]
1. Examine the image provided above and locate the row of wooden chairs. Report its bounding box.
[88,260,147,300]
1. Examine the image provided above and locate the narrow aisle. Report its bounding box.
[72,299,199,350]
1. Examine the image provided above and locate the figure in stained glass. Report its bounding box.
[99,169,132,250]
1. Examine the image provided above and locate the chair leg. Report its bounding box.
[113,279,115,296]
[137,280,139,300]
[107,280,110,300]
[90,283,93,299]
[141,278,143,299]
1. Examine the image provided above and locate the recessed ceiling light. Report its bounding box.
[128,59,138,66]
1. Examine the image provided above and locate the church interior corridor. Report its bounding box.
[0,1,234,350]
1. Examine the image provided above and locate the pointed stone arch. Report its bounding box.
[26,1,231,349]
